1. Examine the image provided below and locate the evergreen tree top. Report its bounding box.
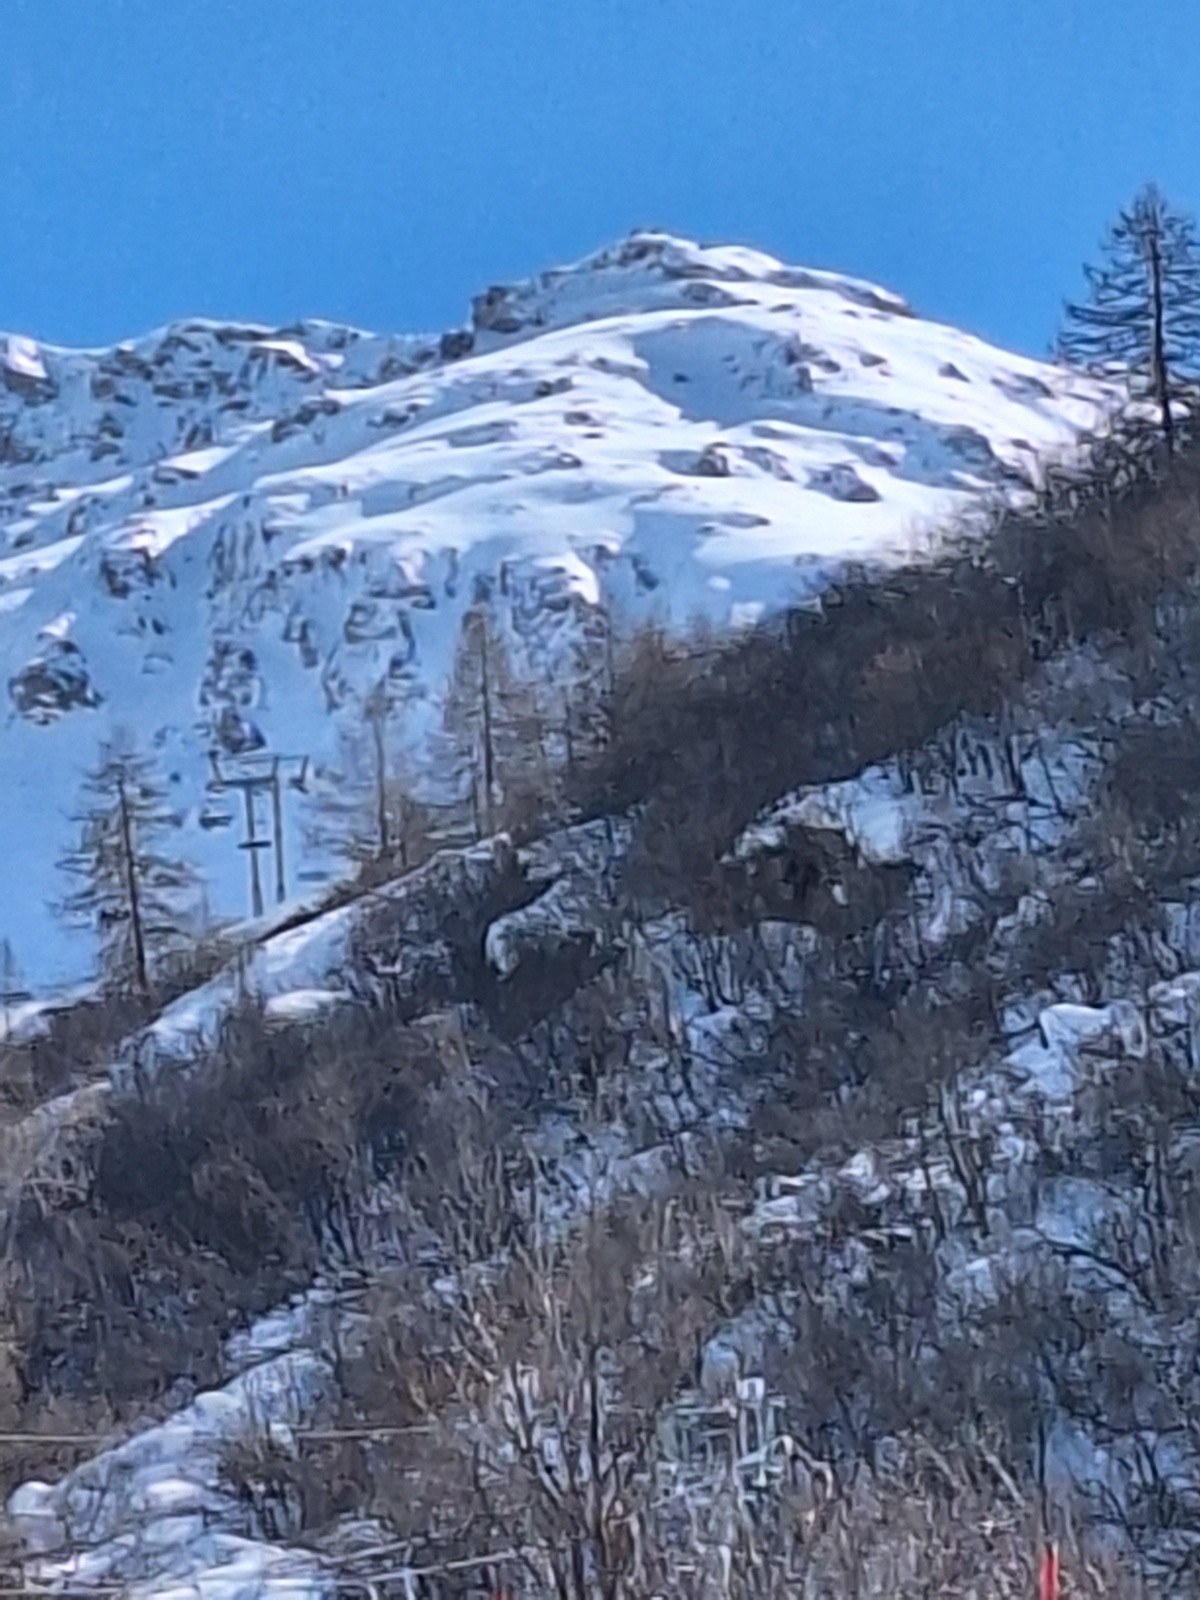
[1060,183,1200,379]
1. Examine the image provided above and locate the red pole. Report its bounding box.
[1038,1541,1060,1600]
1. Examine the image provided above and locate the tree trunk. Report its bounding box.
[479,622,496,837]
[117,773,149,998]
[1149,227,1174,457]
[370,706,389,861]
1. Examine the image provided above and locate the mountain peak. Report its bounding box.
[0,234,1116,987]
[469,230,914,349]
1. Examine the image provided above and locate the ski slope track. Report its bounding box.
[0,232,1114,986]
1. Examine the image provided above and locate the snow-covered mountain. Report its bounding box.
[0,231,1113,987]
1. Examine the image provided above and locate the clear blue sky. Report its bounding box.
[1,0,1196,356]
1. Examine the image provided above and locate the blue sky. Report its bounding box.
[1,0,1196,355]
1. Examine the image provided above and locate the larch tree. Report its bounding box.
[58,738,198,999]
[558,599,615,785]
[439,598,550,840]
[307,684,431,878]
[1059,183,1200,457]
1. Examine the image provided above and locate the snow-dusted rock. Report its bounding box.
[8,1351,336,1595]
[0,232,1114,988]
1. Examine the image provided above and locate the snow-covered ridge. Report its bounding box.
[0,231,1115,985]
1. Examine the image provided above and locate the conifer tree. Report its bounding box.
[440,598,549,839]
[58,738,197,998]
[1059,183,1200,456]
[558,600,614,783]
[307,685,430,876]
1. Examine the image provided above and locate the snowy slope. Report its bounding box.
[0,231,1115,986]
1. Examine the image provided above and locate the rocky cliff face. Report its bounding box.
[0,231,1113,987]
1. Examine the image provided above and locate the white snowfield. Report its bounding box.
[0,231,1114,985]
